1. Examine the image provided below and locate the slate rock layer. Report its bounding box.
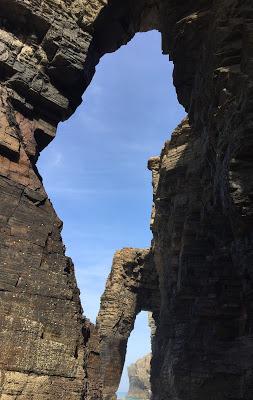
[0,1,253,400]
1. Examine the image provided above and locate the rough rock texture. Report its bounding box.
[0,1,94,398]
[0,83,92,398]
[150,114,253,399]
[91,248,159,400]
[148,2,253,399]
[1,1,253,400]
[127,354,151,400]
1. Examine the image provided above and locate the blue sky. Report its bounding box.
[38,30,185,392]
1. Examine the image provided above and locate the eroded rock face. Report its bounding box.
[91,248,159,400]
[127,354,151,400]
[0,1,98,398]
[150,112,253,399]
[1,1,253,400]
[148,2,253,398]
[0,82,91,398]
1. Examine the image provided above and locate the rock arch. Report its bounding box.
[91,248,159,400]
[0,1,253,400]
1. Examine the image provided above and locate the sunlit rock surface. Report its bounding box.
[127,354,151,400]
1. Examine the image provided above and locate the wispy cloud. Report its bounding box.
[77,112,109,133]
[46,186,98,196]
[51,152,63,167]
[89,83,103,96]
[45,185,144,198]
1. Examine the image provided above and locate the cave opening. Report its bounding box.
[38,30,185,323]
[37,25,185,400]
[37,28,185,400]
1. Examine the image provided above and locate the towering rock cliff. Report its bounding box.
[0,1,95,398]
[127,354,151,400]
[148,3,253,398]
[1,1,253,400]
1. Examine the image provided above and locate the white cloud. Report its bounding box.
[89,83,103,96]
[46,186,98,196]
[77,112,107,131]
[45,185,142,198]
[51,152,63,167]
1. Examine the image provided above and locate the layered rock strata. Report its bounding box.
[148,2,253,398]
[150,116,253,400]
[0,1,253,400]
[0,82,91,399]
[0,1,95,398]
[90,248,159,400]
[127,354,151,400]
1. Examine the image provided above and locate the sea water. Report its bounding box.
[117,393,140,400]
[117,393,127,400]
[117,392,126,399]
